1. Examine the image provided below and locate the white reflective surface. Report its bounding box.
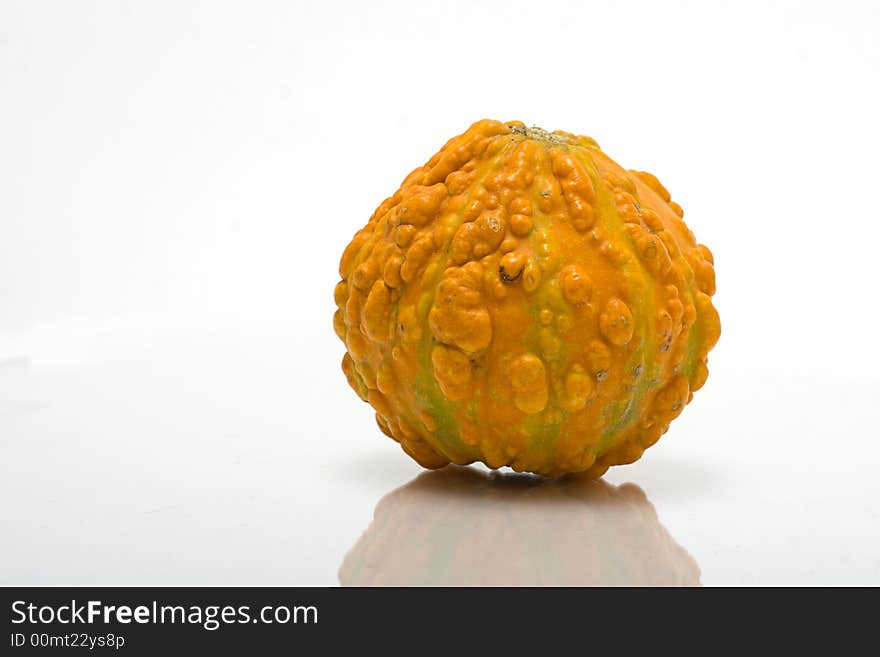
[1,316,878,586]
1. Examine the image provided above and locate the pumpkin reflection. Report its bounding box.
[340,466,700,586]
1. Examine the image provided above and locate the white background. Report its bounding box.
[2,0,879,585]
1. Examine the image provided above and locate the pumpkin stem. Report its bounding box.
[509,124,569,144]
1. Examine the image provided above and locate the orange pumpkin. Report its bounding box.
[334,120,720,477]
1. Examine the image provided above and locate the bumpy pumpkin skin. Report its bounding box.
[334,120,720,477]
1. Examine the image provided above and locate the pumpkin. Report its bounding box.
[334,120,720,477]
[339,466,700,586]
